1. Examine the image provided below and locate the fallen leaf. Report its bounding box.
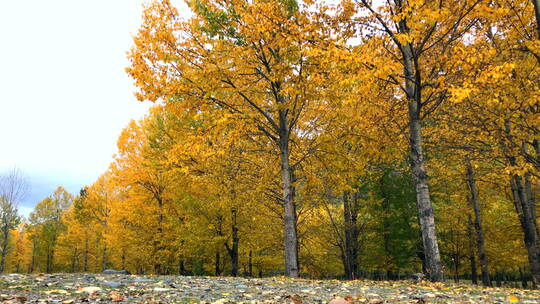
[78,286,101,294]
[44,289,69,295]
[329,298,351,304]
[110,291,123,302]
[289,295,302,304]
[507,295,520,303]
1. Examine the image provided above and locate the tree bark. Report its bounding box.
[520,267,529,288]
[465,157,491,286]
[408,117,443,281]
[524,173,538,238]
[468,215,478,285]
[102,246,107,272]
[380,177,392,279]
[225,207,239,277]
[400,37,443,281]
[84,236,89,272]
[278,115,299,277]
[532,0,540,38]
[29,239,37,273]
[248,250,253,277]
[510,174,540,287]
[215,251,221,276]
[0,227,9,273]
[178,258,186,275]
[70,248,78,273]
[342,191,360,280]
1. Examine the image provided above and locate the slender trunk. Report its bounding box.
[102,246,107,272]
[248,250,253,277]
[381,177,392,278]
[401,39,443,281]
[29,240,37,273]
[0,227,9,273]
[532,0,540,38]
[291,171,300,273]
[343,191,360,280]
[520,268,529,288]
[510,175,540,287]
[465,157,491,286]
[524,173,538,239]
[215,251,221,276]
[452,252,459,283]
[84,236,89,272]
[225,207,239,277]
[278,118,299,277]
[71,248,78,273]
[468,215,478,285]
[179,258,186,275]
[121,250,126,270]
[46,246,54,273]
[154,195,164,275]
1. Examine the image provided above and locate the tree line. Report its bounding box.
[1,0,539,287]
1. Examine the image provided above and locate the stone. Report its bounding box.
[328,298,350,304]
[101,281,123,288]
[410,273,425,283]
[103,269,130,275]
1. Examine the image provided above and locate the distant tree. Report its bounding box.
[0,168,28,273]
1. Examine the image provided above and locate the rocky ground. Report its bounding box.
[1,273,539,303]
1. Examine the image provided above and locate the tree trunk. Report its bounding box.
[452,251,459,283]
[102,246,107,272]
[465,157,491,286]
[84,236,89,272]
[154,195,164,275]
[343,191,360,280]
[46,247,54,273]
[248,250,253,277]
[179,258,186,275]
[29,240,37,273]
[225,207,239,277]
[278,118,299,277]
[468,215,478,285]
[532,0,540,38]
[510,175,540,287]
[400,39,443,281]
[0,227,9,273]
[71,248,78,273]
[520,268,529,288]
[524,173,538,239]
[380,177,392,279]
[215,251,221,276]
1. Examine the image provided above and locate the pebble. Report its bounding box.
[1,274,539,304]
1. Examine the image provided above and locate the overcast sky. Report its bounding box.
[0,0,188,217]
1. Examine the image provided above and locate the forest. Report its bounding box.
[0,0,539,288]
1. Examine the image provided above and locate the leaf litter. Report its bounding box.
[1,274,539,303]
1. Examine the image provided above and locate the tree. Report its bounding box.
[349,0,493,281]
[0,168,28,273]
[28,187,72,273]
[127,0,349,277]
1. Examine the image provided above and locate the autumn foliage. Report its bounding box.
[2,0,539,287]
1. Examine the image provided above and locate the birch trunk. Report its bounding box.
[278,111,299,277]
[468,215,478,285]
[401,38,443,281]
[0,227,9,273]
[225,207,239,277]
[532,0,540,38]
[465,158,491,286]
[510,175,540,286]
